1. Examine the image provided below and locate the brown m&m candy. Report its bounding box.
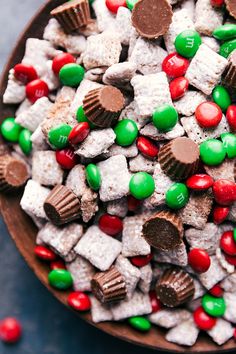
[91,266,127,303]
[156,268,195,307]
[222,50,236,88]
[83,86,125,128]
[131,0,173,39]
[225,0,236,19]
[0,155,29,192]
[158,137,200,180]
[51,0,91,34]
[44,185,81,225]
[142,210,183,251]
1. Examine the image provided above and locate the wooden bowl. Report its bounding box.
[0,1,235,352]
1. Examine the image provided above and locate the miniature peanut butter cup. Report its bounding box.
[156,268,195,307]
[44,185,81,225]
[50,0,91,34]
[225,0,236,20]
[131,0,173,39]
[142,210,183,251]
[158,137,200,180]
[83,86,125,128]
[0,155,29,192]
[222,50,236,88]
[91,266,127,303]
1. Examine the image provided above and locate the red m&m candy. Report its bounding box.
[186,174,214,191]
[226,105,236,131]
[162,53,189,78]
[213,205,230,224]
[14,63,38,84]
[99,214,123,236]
[195,102,222,128]
[212,179,236,206]
[68,122,90,145]
[169,77,189,100]
[130,253,153,267]
[209,284,224,298]
[188,248,211,273]
[67,291,91,311]
[220,231,236,256]
[56,147,77,170]
[193,307,217,331]
[0,318,22,343]
[127,195,142,212]
[52,53,76,75]
[50,260,66,270]
[34,245,57,261]
[211,0,224,6]
[105,0,127,13]
[149,290,162,313]
[136,137,159,159]
[26,79,49,103]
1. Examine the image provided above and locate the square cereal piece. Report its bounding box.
[221,273,236,292]
[153,242,188,267]
[80,188,98,223]
[74,225,122,271]
[131,72,172,117]
[207,319,234,345]
[103,62,137,88]
[66,256,95,292]
[174,91,206,117]
[3,69,26,104]
[199,255,228,289]
[204,159,235,182]
[98,155,131,202]
[175,0,195,21]
[90,296,113,323]
[147,163,173,206]
[140,122,185,142]
[138,264,152,294]
[31,126,49,151]
[115,7,132,46]
[82,32,121,70]
[70,80,103,114]
[119,101,150,129]
[92,0,117,32]
[224,292,236,323]
[166,318,199,346]
[201,36,220,52]
[32,151,63,186]
[15,99,32,116]
[185,44,228,95]
[111,291,151,320]
[75,129,115,159]
[149,309,191,329]
[41,60,60,91]
[107,143,138,159]
[107,197,128,218]
[122,215,151,257]
[115,255,140,299]
[195,0,223,36]
[129,154,155,174]
[66,164,88,198]
[20,179,50,219]
[37,222,83,258]
[185,223,220,255]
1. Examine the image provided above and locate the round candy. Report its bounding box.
[85,163,101,191]
[169,76,189,100]
[209,285,224,298]
[129,172,155,200]
[195,102,222,128]
[127,195,142,212]
[130,253,153,267]
[152,104,178,132]
[220,231,236,256]
[136,137,159,159]
[165,183,189,209]
[149,290,162,313]
[48,269,73,290]
[0,318,22,343]
[126,0,138,10]
[200,139,226,166]
[26,79,49,103]
[193,307,217,331]
[212,86,231,112]
[50,260,66,270]
[213,24,236,40]
[68,122,90,145]
[52,53,76,75]
[162,52,190,78]
[213,205,230,224]
[114,119,138,146]
[105,0,127,13]
[56,148,77,170]
[221,133,236,158]
[1,117,21,142]
[34,245,57,261]
[224,253,236,266]
[48,124,72,149]
[220,39,236,58]
[202,294,226,317]
[212,179,236,206]
[186,174,214,191]
[226,105,236,130]
[188,248,211,273]
[59,63,85,87]
[14,63,38,84]
[67,291,91,311]
[128,316,151,332]
[175,30,202,58]
[19,128,32,155]
[76,106,95,128]
[99,214,123,236]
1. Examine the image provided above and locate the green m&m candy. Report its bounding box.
[1,117,22,142]
[19,129,32,156]
[212,86,231,112]
[126,0,138,10]
[152,105,178,132]
[200,139,226,166]
[175,30,202,58]
[59,63,85,87]
[114,119,138,146]
[234,228,236,242]
[128,316,151,332]
[213,24,236,41]
[165,183,189,209]
[221,133,236,158]
[76,106,95,128]
[85,164,101,191]
[129,172,155,200]
[48,269,73,290]
[48,124,72,149]
[202,294,226,317]
[220,39,236,58]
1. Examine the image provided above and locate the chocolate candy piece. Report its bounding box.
[156,268,195,307]
[44,185,81,225]
[131,0,173,39]
[91,266,127,303]
[51,0,91,34]
[158,137,199,180]
[83,86,125,128]
[142,210,183,251]
[225,0,236,20]
[222,50,236,88]
[0,155,29,192]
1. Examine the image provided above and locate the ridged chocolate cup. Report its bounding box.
[222,50,236,88]
[142,210,183,251]
[44,185,81,225]
[91,266,127,303]
[225,0,236,20]
[50,0,91,34]
[158,137,199,180]
[0,155,29,192]
[83,86,125,128]
[156,268,195,307]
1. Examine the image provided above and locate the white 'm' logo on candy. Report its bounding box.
[58,135,67,144]
[186,38,194,48]
[177,193,185,204]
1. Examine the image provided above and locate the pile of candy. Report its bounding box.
[2,0,236,347]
